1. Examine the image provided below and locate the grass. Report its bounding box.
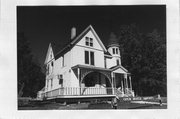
[18,100,167,110]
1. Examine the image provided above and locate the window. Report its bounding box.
[85,37,89,46]
[113,48,115,54]
[46,64,49,75]
[116,48,118,54]
[51,61,53,67]
[104,58,107,68]
[90,51,94,65]
[85,51,95,65]
[85,37,93,47]
[90,38,93,47]
[85,51,89,64]
[116,59,120,65]
[58,75,63,85]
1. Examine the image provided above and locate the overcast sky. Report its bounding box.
[17,5,166,67]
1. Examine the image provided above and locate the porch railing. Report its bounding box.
[42,87,115,98]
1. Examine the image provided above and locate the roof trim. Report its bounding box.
[111,65,128,73]
[71,25,107,52]
[44,43,53,64]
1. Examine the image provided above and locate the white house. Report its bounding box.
[39,25,134,100]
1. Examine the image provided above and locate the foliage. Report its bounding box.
[117,24,166,96]
[17,33,45,98]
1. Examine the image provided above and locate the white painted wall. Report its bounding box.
[77,30,103,51]
[71,30,105,68]
[106,46,121,68]
[43,28,124,94]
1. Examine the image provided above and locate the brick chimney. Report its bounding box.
[71,27,76,40]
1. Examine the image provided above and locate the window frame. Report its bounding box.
[90,51,94,66]
[58,74,63,85]
[116,48,118,54]
[84,50,95,66]
[116,59,120,65]
[85,37,93,47]
[85,50,89,64]
[113,48,115,54]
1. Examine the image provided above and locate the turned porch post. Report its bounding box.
[129,75,132,90]
[124,74,128,93]
[111,72,115,94]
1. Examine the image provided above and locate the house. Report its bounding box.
[39,25,134,100]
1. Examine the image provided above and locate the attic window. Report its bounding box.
[85,37,93,47]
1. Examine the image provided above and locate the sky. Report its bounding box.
[17,5,166,67]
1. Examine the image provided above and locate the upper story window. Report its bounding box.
[85,50,94,66]
[85,37,93,47]
[116,59,120,65]
[116,48,118,54]
[113,48,115,54]
[51,61,53,67]
[104,58,107,68]
[58,75,63,85]
[46,64,49,75]
[112,48,119,54]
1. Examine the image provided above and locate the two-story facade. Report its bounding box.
[39,25,134,100]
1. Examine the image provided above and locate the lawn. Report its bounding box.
[18,100,167,110]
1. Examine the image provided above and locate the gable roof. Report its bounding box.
[44,43,53,64]
[71,25,107,52]
[110,65,128,73]
[50,25,107,60]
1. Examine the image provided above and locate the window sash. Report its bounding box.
[90,51,94,65]
[85,37,93,47]
[116,48,118,54]
[116,59,120,65]
[90,38,93,47]
[113,48,115,54]
[85,51,95,65]
[85,51,89,64]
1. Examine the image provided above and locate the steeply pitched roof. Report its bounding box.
[51,25,108,60]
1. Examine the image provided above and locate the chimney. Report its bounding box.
[71,27,76,40]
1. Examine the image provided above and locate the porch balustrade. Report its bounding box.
[41,87,115,98]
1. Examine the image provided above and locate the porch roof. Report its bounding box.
[110,65,130,74]
[71,64,111,72]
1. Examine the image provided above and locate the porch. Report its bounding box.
[42,87,116,100]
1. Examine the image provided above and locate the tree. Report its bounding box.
[17,32,45,98]
[117,24,166,96]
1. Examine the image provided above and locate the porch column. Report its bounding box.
[124,74,128,93]
[121,79,124,92]
[78,68,81,95]
[129,75,132,90]
[111,72,114,95]
[114,73,116,88]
